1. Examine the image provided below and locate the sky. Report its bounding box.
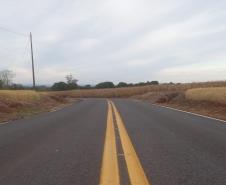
[0,0,226,85]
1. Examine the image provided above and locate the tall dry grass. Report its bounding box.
[0,90,41,102]
[185,87,226,104]
[0,82,226,122]
[0,81,225,100]
[55,81,226,98]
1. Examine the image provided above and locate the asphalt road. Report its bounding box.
[0,99,226,185]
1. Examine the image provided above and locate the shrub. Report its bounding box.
[51,82,69,91]
[117,82,128,88]
[95,82,115,89]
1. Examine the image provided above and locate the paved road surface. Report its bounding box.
[0,99,226,185]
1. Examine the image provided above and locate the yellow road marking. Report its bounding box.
[99,101,120,185]
[111,101,151,185]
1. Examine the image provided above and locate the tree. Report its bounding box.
[95,82,115,89]
[65,74,78,89]
[0,80,3,89]
[150,81,159,85]
[117,82,128,88]
[51,82,69,91]
[136,82,146,86]
[0,70,15,87]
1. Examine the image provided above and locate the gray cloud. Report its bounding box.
[0,0,226,85]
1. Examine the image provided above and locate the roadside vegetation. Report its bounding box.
[0,90,40,101]
[0,69,226,122]
[185,87,226,104]
[0,90,76,122]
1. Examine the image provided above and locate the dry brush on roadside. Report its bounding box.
[0,81,226,122]
[185,87,226,105]
[0,90,75,122]
[54,81,226,98]
[122,82,226,121]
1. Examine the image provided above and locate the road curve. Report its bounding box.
[0,99,226,185]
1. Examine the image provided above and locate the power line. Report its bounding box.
[0,27,36,87]
[0,26,27,37]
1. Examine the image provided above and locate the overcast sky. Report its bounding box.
[0,0,226,85]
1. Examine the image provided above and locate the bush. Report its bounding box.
[51,82,69,91]
[149,81,159,85]
[67,83,78,90]
[0,80,3,89]
[117,82,128,88]
[96,82,115,89]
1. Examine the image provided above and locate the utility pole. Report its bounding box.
[30,32,36,89]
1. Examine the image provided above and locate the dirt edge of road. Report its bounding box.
[0,94,80,123]
[1,86,225,123]
[132,91,226,121]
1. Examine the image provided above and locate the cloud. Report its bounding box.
[156,61,226,82]
[0,0,226,85]
[76,38,100,51]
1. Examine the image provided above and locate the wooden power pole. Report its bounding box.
[30,32,36,89]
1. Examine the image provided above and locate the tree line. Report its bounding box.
[51,77,159,91]
[0,69,159,91]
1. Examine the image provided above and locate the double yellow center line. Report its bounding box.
[99,100,120,185]
[99,100,151,185]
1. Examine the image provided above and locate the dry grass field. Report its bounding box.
[0,90,73,122]
[0,81,225,100]
[56,81,226,98]
[0,81,226,122]
[0,90,41,102]
[185,87,226,104]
